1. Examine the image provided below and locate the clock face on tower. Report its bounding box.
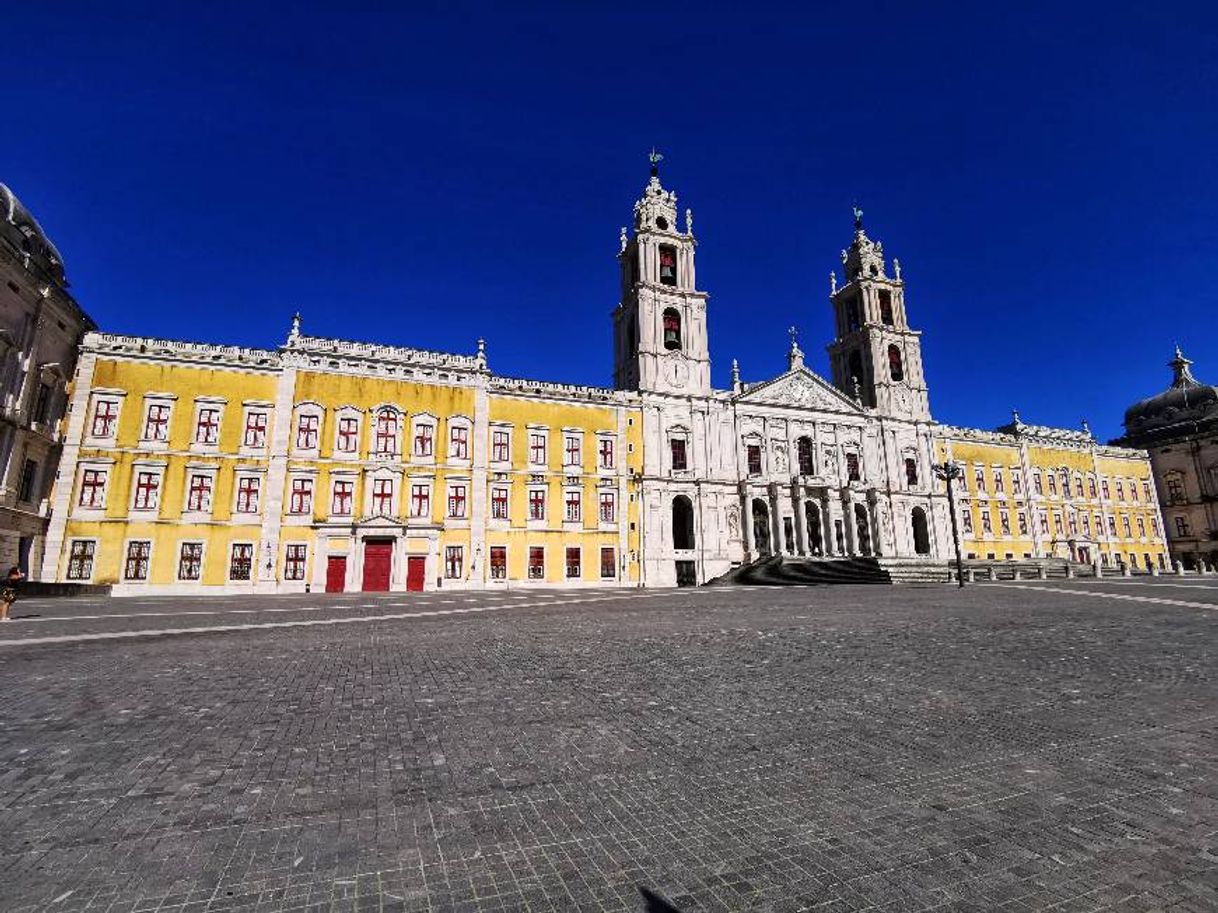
[668,359,689,389]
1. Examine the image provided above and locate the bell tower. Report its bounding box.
[613,152,710,396]
[825,208,931,421]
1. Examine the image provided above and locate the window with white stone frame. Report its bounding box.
[449,419,471,461]
[87,393,124,442]
[375,408,401,456]
[76,465,109,510]
[140,396,175,445]
[334,409,361,457]
[491,425,512,464]
[331,479,355,516]
[563,432,582,468]
[597,435,615,470]
[413,416,436,459]
[66,540,96,581]
[284,543,307,581]
[177,542,204,581]
[288,477,314,515]
[241,402,271,451]
[294,405,323,453]
[131,465,165,512]
[234,474,262,514]
[192,398,225,449]
[528,429,548,467]
[184,469,216,515]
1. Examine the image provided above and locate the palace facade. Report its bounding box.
[41,164,1167,592]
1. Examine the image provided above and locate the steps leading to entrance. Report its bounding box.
[705,555,950,586]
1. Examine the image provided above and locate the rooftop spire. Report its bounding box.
[1169,345,1198,388]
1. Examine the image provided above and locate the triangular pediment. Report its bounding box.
[735,367,863,413]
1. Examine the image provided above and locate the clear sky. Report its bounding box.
[5,2,1217,440]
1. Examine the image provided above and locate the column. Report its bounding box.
[742,490,756,559]
[40,348,97,581]
[470,375,489,590]
[794,484,808,555]
[842,488,857,556]
[256,364,297,593]
[822,492,837,556]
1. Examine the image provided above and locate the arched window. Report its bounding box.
[672,495,695,550]
[658,245,678,286]
[662,308,682,351]
[904,456,918,486]
[374,409,398,455]
[888,345,904,381]
[879,289,894,326]
[911,507,930,555]
[796,436,815,475]
[846,298,860,332]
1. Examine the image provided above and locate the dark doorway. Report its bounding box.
[805,502,823,555]
[911,506,930,555]
[752,499,771,557]
[783,517,795,553]
[672,496,695,550]
[17,537,32,576]
[854,504,872,556]
[675,560,697,587]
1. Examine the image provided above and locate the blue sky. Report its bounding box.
[5,2,1217,440]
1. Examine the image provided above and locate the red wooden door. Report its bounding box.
[362,540,393,592]
[406,556,426,592]
[325,556,346,593]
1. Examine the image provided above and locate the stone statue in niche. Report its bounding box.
[772,441,788,473]
[727,506,740,541]
[822,447,837,477]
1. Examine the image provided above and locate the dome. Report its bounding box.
[1121,347,1218,440]
[1,182,66,283]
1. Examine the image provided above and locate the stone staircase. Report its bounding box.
[705,555,950,587]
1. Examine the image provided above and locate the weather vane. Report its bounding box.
[788,325,799,347]
[852,201,864,229]
[649,147,664,176]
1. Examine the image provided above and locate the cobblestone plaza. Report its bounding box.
[1,580,1215,912]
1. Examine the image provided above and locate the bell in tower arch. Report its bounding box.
[658,244,677,286]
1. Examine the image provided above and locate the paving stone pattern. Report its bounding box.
[0,582,1216,912]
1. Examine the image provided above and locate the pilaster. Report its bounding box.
[40,349,96,581]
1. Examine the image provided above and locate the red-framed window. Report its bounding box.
[490,546,507,579]
[981,510,992,534]
[444,545,463,579]
[1075,476,1085,499]
[186,473,213,512]
[1115,481,1125,501]
[1122,515,1132,537]
[195,407,221,445]
[994,470,1004,493]
[372,479,394,515]
[331,480,354,516]
[178,542,203,581]
[336,416,359,453]
[1033,471,1043,495]
[746,445,762,476]
[600,547,616,579]
[1142,481,1152,501]
[960,505,973,534]
[1047,474,1057,496]
[1018,511,1029,535]
[1053,512,1063,534]
[66,540,95,581]
[78,468,107,508]
[235,476,260,513]
[529,432,546,465]
[1012,470,1022,494]
[565,547,581,578]
[450,425,468,459]
[1130,482,1140,502]
[124,540,151,581]
[565,490,581,522]
[492,429,510,463]
[491,487,509,519]
[229,543,253,581]
[670,438,687,471]
[599,491,615,523]
[413,423,434,457]
[375,410,397,454]
[296,413,320,450]
[244,411,268,448]
[91,400,119,438]
[143,403,170,442]
[1089,476,1097,499]
[289,478,314,515]
[564,435,581,467]
[284,544,307,581]
[528,546,544,579]
[1101,479,1110,499]
[528,489,545,520]
[132,471,160,510]
[599,438,614,469]
[410,484,430,518]
[447,484,467,518]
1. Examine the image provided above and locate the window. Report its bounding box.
[1137,516,1146,537]
[1033,471,1043,495]
[178,542,203,581]
[1142,481,1152,501]
[1018,511,1028,535]
[284,544,307,581]
[186,473,213,513]
[1047,473,1057,496]
[491,486,509,519]
[598,437,614,469]
[670,438,688,471]
[904,457,918,486]
[91,399,119,438]
[296,413,319,450]
[413,422,434,457]
[336,416,359,453]
[447,484,467,518]
[132,470,160,510]
[143,403,170,442]
[32,382,51,423]
[1165,475,1184,503]
[244,411,268,448]
[797,437,814,475]
[565,490,581,522]
[565,547,581,578]
[981,510,992,534]
[960,506,973,534]
[444,545,463,579]
[372,479,394,515]
[1122,516,1131,537]
[1101,479,1110,499]
[878,289,894,325]
[528,489,545,520]
[229,543,253,581]
[528,546,545,579]
[975,468,986,492]
[1000,511,1011,535]
[124,541,151,581]
[600,547,616,579]
[994,469,1005,493]
[450,425,469,460]
[1012,470,1022,495]
[740,445,760,474]
[1151,517,1160,536]
[658,247,678,287]
[564,435,581,467]
[1039,511,1050,535]
[845,453,860,483]
[490,546,507,579]
[67,540,95,581]
[599,491,616,523]
[1130,481,1139,502]
[529,432,547,465]
[662,307,682,350]
[1175,516,1190,537]
[195,407,221,445]
[1053,512,1063,534]
[1075,475,1084,499]
[235,476,261,513]
[1068,512,1078,535]
[1107,516,1117,536]
[410,484,430,518]
[1082,514,1091,537]
[289,478,314,515]
[376,410,398,455]
[1115,481,1124,501]
[1088,476,1097,499]
[78,468,107,508]
[887,344,904,382]
[332,480,354,516]
[492,429,510,463]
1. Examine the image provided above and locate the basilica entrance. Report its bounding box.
[752,499,771,557]
[804,502,823,555]
[854,504,872,557]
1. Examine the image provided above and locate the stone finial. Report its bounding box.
[649,147,664,177]
[685,208,693,235]
[1081,418,1091,437]
[619,226,628,253]
[840,249,848,267]
[1169,344,1198,387]
[851,375,862,402]
[731,358,741,394]
[289,312,301,341]
[787,326,804,371]
[830,270,837,294]
[1011,408,1021,424]
[475,337,487,369]
[893,258,901,280]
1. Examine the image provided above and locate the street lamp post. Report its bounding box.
[933,461,966,588]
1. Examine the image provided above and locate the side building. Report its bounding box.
[0,183,95,576]
[935,416,1168,570]
[43,327,642,594]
